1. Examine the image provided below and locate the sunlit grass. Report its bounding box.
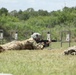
[0,42,76,75]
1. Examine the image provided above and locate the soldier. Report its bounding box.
[64,46,76,55]
[31,32,51,47]
[0,33,44,52]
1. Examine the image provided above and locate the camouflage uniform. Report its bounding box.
[0,38,44,52]
[64,46,76,55]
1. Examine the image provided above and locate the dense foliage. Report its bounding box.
[0,7,76,41]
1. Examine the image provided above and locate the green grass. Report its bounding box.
[0,42,76,75]
[51,42,76,49]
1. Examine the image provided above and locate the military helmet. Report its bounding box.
[31,33,41,39]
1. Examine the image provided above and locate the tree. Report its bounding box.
[22,12,29,20]
[9,10,18,17]
[18,10,23,14]
[26,8,38,17]
[0,7,8,16]
[26,8,34,12]
[38,10,49,16]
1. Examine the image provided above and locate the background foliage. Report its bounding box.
[0,7,76,41]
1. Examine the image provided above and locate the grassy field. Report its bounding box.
[0,42,76,75]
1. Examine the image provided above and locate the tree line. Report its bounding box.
[0,7,76,41]
[0,7,76,26]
